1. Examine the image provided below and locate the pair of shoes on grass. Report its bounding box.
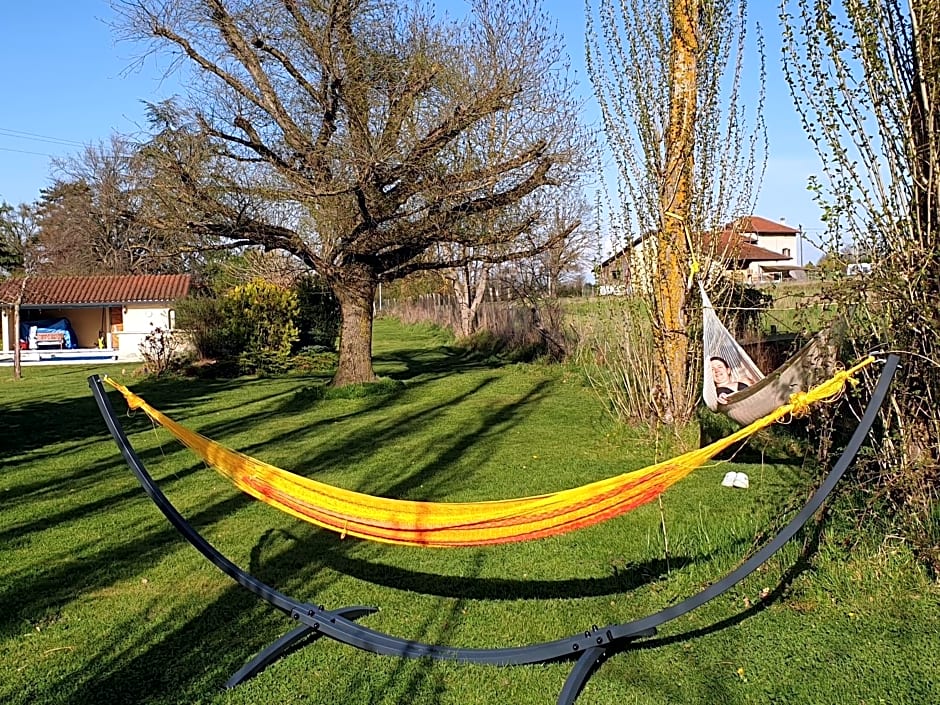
[721,471,749,489]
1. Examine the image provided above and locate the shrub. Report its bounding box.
[573,296,663,424]
[224,279,300,375]
[138,324,186,377]
[291,345,338,373]
[174,296,235,360]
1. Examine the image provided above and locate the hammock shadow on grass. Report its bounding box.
[247,526,750,601]
[58,553,494,705]
[53,509,790,705]
[47,518,823,705]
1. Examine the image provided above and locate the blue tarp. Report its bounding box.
[19,318,79,349]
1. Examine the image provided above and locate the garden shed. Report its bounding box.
[0,274,191,363]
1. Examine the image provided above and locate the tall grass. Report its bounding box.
[572,295,661,425]
[383,295,574,362]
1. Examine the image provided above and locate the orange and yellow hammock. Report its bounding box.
[104,357,873,548]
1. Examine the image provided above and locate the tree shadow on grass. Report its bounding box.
[28,535,826,705]
[12,339,768,701]
[374,343,510,382]
[28,385,810,705]
[1,391,112,457]
[4,359,576,700]
[55,540,474,705]
[7,333,845,703]
[1,374,291,460]
[147,368,547,505]
[0,454,204,546]
[0,484,255,639]
[80,367,739,604]
[49,584,289,705]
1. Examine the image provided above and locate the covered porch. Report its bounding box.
[0,274,191,366]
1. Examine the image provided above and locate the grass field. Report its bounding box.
[2,318,937,705]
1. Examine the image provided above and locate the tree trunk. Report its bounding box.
[332,270,378,386]
[911,0,939,251]
[451,266,489,338]
[12,277,27,381]
[655,0,698,423]
[12,299,22,380]
[902,0,940,464]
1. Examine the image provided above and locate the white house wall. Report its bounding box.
[628,238,656,296]
[754,234,797,263]
[116,305,175,361]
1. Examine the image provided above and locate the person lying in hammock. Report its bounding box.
[710,356,757,404]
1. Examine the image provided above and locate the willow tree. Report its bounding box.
[782,0,939,560]
[587,0,765,423]
[113,0,586,385]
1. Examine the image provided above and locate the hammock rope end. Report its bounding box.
[788,356,876,418]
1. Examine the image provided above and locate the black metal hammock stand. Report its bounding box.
[88,354,897,705]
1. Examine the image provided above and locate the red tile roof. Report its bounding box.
[731,215,800,235]
[706,231,790,263]
[726,240,789,262]
[598,215,796,270]
[0,274,191,307]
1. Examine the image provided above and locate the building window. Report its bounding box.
[782,247,791,257]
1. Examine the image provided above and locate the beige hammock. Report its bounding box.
[700,285,839,425]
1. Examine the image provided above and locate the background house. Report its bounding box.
[595,216,802,293]
[0,274,191,362]
[729,216,803,282]
[596,248,632,296]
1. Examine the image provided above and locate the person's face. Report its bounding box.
[710,359,731,386]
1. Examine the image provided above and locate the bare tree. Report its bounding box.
[526,196,593,298]
[36,136,202,276]
[782,0,939,562]
[112,0,588,385]
[437,191,583,338]
[587,0,766,423]
[439,245,496,339]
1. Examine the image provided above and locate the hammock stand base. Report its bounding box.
[88,355,897,705]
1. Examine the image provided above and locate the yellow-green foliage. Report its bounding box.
[224,278,299,374]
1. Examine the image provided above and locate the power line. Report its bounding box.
[0,145,56,158]
[0,126,87,148]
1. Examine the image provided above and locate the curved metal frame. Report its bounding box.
[88,354,897,705]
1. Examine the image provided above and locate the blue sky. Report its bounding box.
[0,1,827,263]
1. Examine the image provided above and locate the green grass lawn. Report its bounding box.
[2,318,937,705]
